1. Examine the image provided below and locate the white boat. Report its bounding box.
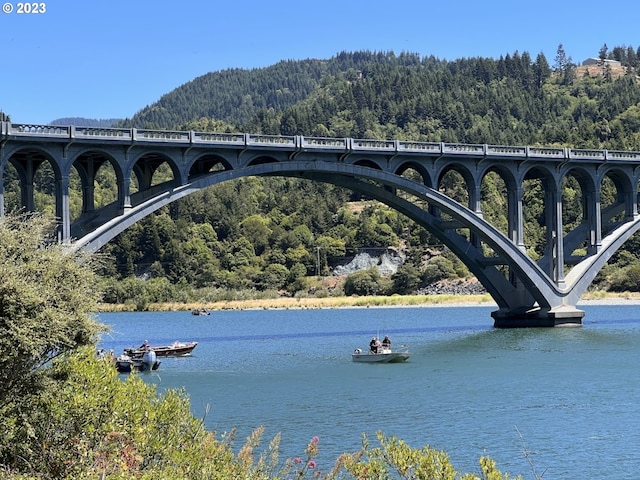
[352,345,410,363]
[115,350,161,373]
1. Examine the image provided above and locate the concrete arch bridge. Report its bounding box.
[3,121,640,327]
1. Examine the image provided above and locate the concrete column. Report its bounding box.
[121,175,132,211]
[544,188,554,276]
[82,160,96,213]
[625,185,637,220]
[57,175,71,244]
[586,189,601,254]
[508,186,525,251]
[470,180,482,248]
[471,183,483,216]
[22,158,35,212]
[545,185,565,286]
[553,187,565,287]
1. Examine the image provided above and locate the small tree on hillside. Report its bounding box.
[553,43,576,85]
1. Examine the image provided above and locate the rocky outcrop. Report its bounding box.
[332,250,404,276]
[417,278,486,295]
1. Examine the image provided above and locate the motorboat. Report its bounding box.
[115,350,161,373]
[124,341,198,358]
[191,309,210,316]
[352,345,410,363]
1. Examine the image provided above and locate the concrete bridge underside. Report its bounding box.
[4,123,640,327]
[70,161,640,328]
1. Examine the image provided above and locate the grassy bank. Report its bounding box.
[96,290,640,313]
[97,293,495,312]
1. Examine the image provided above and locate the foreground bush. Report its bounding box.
[0,349,522,479]
[0,214,104,472]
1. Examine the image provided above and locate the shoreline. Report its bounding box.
[97,292,640,313]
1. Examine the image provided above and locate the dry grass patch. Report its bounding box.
[98,294,496,312]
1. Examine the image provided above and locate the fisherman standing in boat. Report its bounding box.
[382,336,391,350]
[369,337,378,354]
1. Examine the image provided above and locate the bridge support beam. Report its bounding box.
[491,305,584,328]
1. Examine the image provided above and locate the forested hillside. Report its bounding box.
[49,117,122,127]
[117,59,334,129]
[79,47,640,305]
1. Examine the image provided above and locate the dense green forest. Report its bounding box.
[49,117,122,127]
[10,45,640,306]
[119,45,640,149]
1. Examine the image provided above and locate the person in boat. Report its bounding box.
[382,336,391,350]
[369,337,378,354]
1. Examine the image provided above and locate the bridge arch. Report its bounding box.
[1,145,62,215]
[246,154,281,167]
[128,151,181,207]
[353,158,383,170]
[67,160,597,325]
[478,166,517,240]
[188,153,232,179]
[70,149,124,218]
[5,123,640,327]
[559,166,597,259]
[597,166,637,221]
[436,162,477,216]
[394,161,434,189]
[479,164,518,193]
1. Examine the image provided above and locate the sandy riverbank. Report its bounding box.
[97,291,640,312]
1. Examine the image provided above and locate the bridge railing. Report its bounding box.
[193,132,245,145]
[351,139,396,151]
[570,149,606,161]
[526,146,567,159]
[74,126,132,138]
[136,129,191,142]
[301,136,348,150]
[487,145,527,156]
[397,141,442,153]
[246,134,296,148]
[443,143,485,155]
[8,124,71,136]
[3,122,640,163]
[605,150,640,161]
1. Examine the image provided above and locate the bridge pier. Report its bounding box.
[491,305,584,328]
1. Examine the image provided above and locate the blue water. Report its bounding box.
[97,305,640,479]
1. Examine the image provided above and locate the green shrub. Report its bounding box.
[609,264,640,292]
[344,268,385,296]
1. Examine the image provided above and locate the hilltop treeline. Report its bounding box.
[49,117,122,127]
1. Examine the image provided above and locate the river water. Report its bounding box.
[97,304,640,479]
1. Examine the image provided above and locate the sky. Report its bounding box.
[2,0,639,125]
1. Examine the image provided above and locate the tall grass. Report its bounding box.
[98,293,496,312]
